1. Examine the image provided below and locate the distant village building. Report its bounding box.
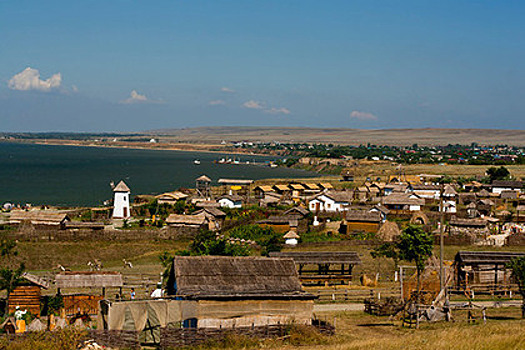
[381,193,424,211]
[112,180,131,219]
[155,191,188,205]
[9,211,70,229]
[491,180,523,195]
[217,194,243,209]
[308,191,353,212]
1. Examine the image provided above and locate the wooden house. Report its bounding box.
[270,251,361,285]
[254,185,275,199]
[55,271,123,316]
[454,251,525,292]
[155,191,189,205]
[193,207,226,231]
[491,180,523,195]
[8,273,50,315]
[166,256,315,328]
[340,211,382,234]
[9,210,70,229]
[448,217,489,238]
[409,184,440,200]
[166,213,208,229]
[308,191,353,212]
[288,183,306,198]
[258,215,306,233]
[381,193,424,211]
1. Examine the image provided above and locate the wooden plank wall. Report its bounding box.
[8,286,41,315]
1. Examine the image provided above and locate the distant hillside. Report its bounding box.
[146,127,525,146]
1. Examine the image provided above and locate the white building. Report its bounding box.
[308,191,352,212]
[112,180,131,219]
[217,195,243,209]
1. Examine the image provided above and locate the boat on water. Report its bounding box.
[193,159,201,165]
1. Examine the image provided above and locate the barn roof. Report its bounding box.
[269,251,361,265]
[345,210,382,223]
[55,271,123,288]
[166,214,207,225]
[449,217,487,228]
[455,251,525,265]
[9,211,69,225]
[172,256,313,300]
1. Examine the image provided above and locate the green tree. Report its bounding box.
[508,257,525,318]
[397,225,433,328]
[0,237,25,313]
[486,166,510,182]
[371,242,400,271]
[187,229,251,256]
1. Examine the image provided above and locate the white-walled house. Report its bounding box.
[217,195,243,209]
[308,191,352,212]
[491,180,523,195]
[409,184,440,200]
[112,180,131,219]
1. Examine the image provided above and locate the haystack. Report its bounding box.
[377,221,401,242]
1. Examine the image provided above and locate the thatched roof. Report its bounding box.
[9,211,69,225]
[218,194,243,202]
[22,272,50,289]
[319,183,334,189]
[449,217,487,228]
[377,221,401,242]
[289,183,305,190]
[171,256,313,300]
[156,191,188,201]
[303,183,321,190]
[218,179,253,185]
[455,251,525,265]
[382,194,424,206]
[492,180,523,188]
[113,180,130,192]
[345,210,381,223]
[320,190,353,203]
[411,184,440,191]
[258,215,299,226]
[255,185,274,192]
[193,207,226,218]
[269,251,361,265]
[273,184,290,191]
[284,206,310,217]
[195,175,212,182]
[283,230,300,239]
[55,271,123,288]
[166,214,207,226]
[443,184,458,197]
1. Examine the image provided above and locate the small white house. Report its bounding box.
[112,180,131,219]
[308,191,352,212]
[491,180,523,195]
[283,230,300,246]
[217,195,243,209]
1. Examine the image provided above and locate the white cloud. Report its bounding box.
[121,90,162,104]
[265,107,291,115]
[209,99,226,106]
[350,110,378,120]
[242,100,264,109]
[221,87,235,93]
[8,67,62,91]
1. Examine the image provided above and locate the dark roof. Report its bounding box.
[492,180,523,188]
[370,204,390,215]
[269,251,361,265]
[193,207,226,218]
[345,210,382,223]
[55,271,123,288]
[449,217,487,228]
[455,251,525,265]
[283,206,310,217]
[171,256,313,300]
[258,215,300,225]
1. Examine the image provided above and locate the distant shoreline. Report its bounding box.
[5,139,262,157]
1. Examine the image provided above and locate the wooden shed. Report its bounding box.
[55,271,123,316]
[269,251,361,285]
[340,210,382,234]
[454,251,525,293]
[9,211,70,229]
[166,256,315,328]
[8,273,50,315]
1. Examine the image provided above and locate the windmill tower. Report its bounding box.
[112,180,131,219]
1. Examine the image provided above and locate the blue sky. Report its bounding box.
[1,1,524,132]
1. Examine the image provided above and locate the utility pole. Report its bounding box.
[439,183,445,291]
